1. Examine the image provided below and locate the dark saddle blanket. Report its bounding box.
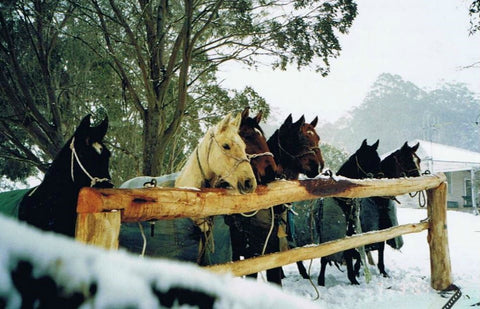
[0,188,32,218]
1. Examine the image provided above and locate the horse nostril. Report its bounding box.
[244,179,252,190]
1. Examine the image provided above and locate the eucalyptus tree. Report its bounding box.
[71,0,358,176]
[0,0,358,185]
[0,0,82,178]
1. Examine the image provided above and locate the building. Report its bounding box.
[407,139,480,213]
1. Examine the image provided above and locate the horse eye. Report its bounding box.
[307,131,314,135]
[222,143,231,150]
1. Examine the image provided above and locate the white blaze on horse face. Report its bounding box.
[92,142,103,155]
[254,128,263,137]
[413,153,421,172]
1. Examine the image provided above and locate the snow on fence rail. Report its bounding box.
[74,173,451,290]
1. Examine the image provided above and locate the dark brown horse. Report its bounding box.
[239,108,277,185]
[265,114,324,285]
[228,113,324,286]
[227,107,278,264]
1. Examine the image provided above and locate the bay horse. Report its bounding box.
[226,107,278,266]
[317,139,381,286]
[119,113,257,265]
[352,141,421,279]
[242,114,324,286]
[0,115,113,237]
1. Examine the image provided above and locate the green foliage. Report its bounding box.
[0,0,358,186]
[320,143,349,172]
[320,73,480,154]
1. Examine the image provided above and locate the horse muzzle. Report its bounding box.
[237,178,257,194]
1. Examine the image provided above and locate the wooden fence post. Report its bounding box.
[75,212,121,250]
[426,182,452,290]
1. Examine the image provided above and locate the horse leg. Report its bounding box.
[296,261,309,279]
[266,267,283,286]
[318,257,328,286]
[353,250,362,277]
[265,234,283,286]
[345,249,360,285]
[378,242,389,277]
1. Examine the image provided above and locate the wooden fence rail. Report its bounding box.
[75,173,451,290]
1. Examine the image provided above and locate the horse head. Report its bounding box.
[381,141,421,178]
[268,114,323,179]
[239,107,277,185]
[337,139,381,179]
[197,113,257,194]
[69,114,113,188]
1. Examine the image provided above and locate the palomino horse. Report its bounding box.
[119,113,256,265]
[352,141,421,279]
[0,115,113,237]
[227,107,278,265]
[239,114,324,286]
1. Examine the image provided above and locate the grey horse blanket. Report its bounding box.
[119,174,232,265]
[360,197,403,250]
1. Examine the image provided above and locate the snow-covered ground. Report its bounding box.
[1,197,479,308]
[279,198,480,308]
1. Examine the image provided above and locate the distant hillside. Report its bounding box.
[318,73,480,154]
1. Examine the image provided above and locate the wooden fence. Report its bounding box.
[75,173,451,290]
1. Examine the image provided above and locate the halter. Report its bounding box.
[276,130,319,161]
[70,137,112,187]
[196,131,251,187]
[393,153,421,177]
[354,155,376,178]
[247,151,274,160]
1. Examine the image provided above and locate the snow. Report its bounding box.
[1,199,479,308]
[0,215,317,308]
[281,201,480,308]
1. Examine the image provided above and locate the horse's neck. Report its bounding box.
[267,130,299,180]
[175,131,213,188]
[380,156,397,178]
[266,130,280,158]
[38,147,76,195]
[336,157,360,179]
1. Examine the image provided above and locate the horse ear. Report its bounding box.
[372,139,380,150]
[254,110,263,124]
[401,141,409,151]
[293,115,305,127]
[361,139,368,148]
[217,113,232,132]
[284,114,293,126]
[231,112,242,130]
[411,142,420,152]
[310,116,318,128]
[241,107,250,120]
[74,114,92,138]
[91,115,109,141]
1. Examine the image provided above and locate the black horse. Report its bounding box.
[244,114,324,286]
[315,139,381,286]
[0,115,113,237]
[352,141,421,278]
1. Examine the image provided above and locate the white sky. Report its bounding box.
[217,0,480,124]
